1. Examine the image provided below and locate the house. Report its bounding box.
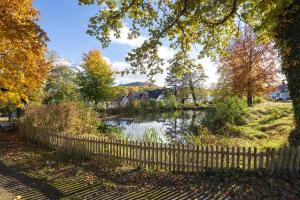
[107,95,129,109]
[127,91,148,101]
[269,82,290,101]
[147,89,166,101]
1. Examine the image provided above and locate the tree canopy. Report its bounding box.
[78,49,115,107]
[80,0,300,141]
[0,0,50,108]
[218,26,279,106]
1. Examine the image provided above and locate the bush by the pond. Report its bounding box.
[203,96,248,134]
[21,102,99,135]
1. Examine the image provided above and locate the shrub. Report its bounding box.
[164,95,179,110]
[20,102,99,135]
[203,96,248,133]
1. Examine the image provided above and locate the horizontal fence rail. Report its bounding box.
[19,124,300,174]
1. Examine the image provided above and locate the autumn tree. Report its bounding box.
[218,26,279,106]
[80,0,300,140]
[78,49,115,108]
[0,0,50,108]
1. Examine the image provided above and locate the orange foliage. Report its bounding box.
[218,26,280,106]
[0,0,50,107]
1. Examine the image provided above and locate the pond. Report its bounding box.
[103,111,206,143]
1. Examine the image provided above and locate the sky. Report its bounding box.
[34,0,219,86]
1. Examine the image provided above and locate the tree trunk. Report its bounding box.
[275,1,300,144]
[247,92,253,107]
[247,83,253,107]
[189,81,197,106]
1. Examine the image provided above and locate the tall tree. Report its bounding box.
[181,62,207,105]
[44,63,80,104]
[0,0,49,108]
[78,49,115,108]
[80,0,300,137]
[218,26,279,106]
[165,64,181,97]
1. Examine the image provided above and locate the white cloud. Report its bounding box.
[53,58,72,67]
[110,25,147,47]
[158,46,175,59]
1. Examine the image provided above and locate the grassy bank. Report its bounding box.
[191,102,294,151]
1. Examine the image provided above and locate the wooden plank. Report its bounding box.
[182,144,185,172]
[196,145,200,172]
[169,143,172,172]
[289,147,295,172]
[210,146,214,169]
[253,147,257,170]
[147,142,151,169]
[216,146,219,169]
[225,146,229,169]
[164,143,168,170]
[220,146,224,169]
[160,143,163,169]
[172,143,176,172]
[237,147,240,169]
[231,147,235,169]
[270,148,275,173]
[156,142,159,170]
[201,146,204,170]
[248,147,252,171]
[191,144,195,172]
[259,152,264,169]
[295,146,300,172]
[242,147,245,170]
[177,143,181,171]
[205,146,209,169]
[187,144,190,172]
[283,147,288,170]
[144,142,147,168]
[266,148,270,170]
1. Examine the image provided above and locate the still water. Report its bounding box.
[103,111,206,143]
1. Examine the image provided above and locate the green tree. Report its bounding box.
[78,49,115,108]
[44,63,80,104]
[180,61,207,105]
[80,0,300,138]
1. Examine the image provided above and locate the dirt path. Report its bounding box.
[0,131,300,200]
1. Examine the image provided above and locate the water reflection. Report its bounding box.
[103,111,205,143]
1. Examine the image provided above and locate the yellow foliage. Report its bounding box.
[0,0,50,107]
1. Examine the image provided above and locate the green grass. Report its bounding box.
[227,102,294,150]
[190,101,294,151]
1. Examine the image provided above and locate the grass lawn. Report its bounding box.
[1,131,300,199]
[235,101,294,150]
[192,102,294,151]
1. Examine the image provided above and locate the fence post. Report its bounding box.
[172,143,176,172]
[216,146,219,170]
[210,146,214,169]
[205,146,209,170]
[295,146,300,172]
[196,145,200,172]
[237,147,240,170]
[248,147,252,171]
[242,147,246,170]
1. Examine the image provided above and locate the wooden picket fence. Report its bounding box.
[19,124,300,174]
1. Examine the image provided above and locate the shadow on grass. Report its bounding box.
[1,131,300,200]
[0,160,63,199]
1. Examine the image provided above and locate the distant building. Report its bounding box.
[269,82,290,101]
[147,89,166,101]
[107,95,129,109]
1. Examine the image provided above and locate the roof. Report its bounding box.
[147,89,164,99]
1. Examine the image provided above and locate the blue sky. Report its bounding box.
[34,0,218,86]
